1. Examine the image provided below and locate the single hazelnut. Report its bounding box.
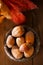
[6,35,15,48]
[16,37,25,47]
[24,46,34,58]
[12,26,24,37]
[25,31,34,45]
[11,46,23,59]
[19,43,29,52]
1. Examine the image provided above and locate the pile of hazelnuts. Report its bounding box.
[6,26,35,59]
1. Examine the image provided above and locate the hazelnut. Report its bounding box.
[16,37,25,47]
[19,43,29,52]
[6,35,15,48]
[25,31,34,45]
[24,46,34,58]
[12,26,24,37]
[11,46,23,59]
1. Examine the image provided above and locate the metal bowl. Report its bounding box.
[4,25,40,61]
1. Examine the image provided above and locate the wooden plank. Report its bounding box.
[34,47,43,65]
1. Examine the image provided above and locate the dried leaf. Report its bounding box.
[1,1,11,19]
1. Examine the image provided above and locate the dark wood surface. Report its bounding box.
[0,0,43,65]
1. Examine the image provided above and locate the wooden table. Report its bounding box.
[0,1,43,65]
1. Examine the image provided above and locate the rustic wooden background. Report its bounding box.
[0,0,43,65]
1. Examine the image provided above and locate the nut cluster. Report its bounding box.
[6,26,34,59]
